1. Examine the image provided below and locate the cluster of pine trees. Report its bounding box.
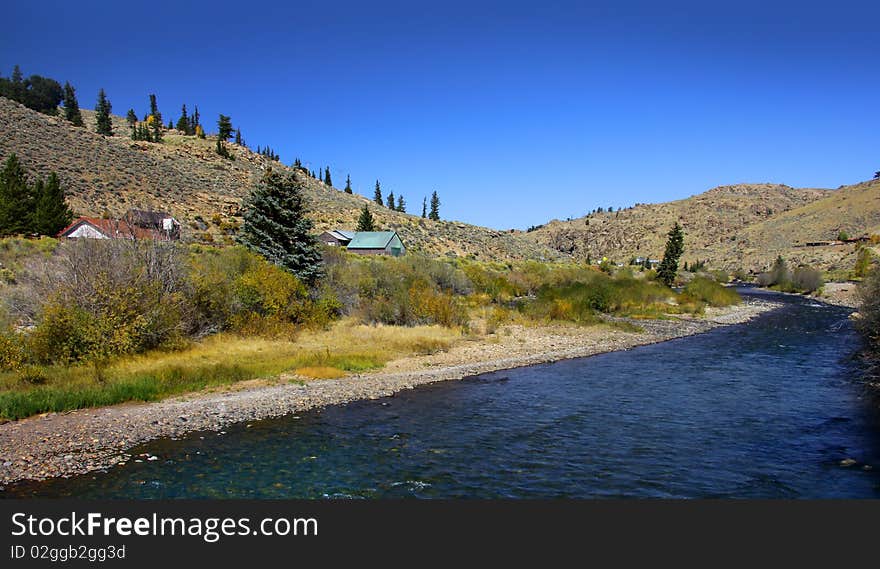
[174,104,203,137]
[257,146,280,161]
[0,154,73,237]
[0,65,64,116]
[372,180,441,218]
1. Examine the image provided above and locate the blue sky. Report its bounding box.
[2,0,877,229]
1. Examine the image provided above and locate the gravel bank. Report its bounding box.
[0,297,780,487]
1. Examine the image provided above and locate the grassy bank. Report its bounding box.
[0,322,458,420]
[0,237,740,420]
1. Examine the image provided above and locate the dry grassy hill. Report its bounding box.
[0,97,560,262]
[705,177,880,273]
[523,183,845,270]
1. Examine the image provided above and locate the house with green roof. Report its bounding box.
[344,231,406,257]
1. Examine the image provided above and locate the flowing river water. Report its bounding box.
[4,290,879,498]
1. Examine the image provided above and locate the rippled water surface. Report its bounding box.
[6,290,880,498]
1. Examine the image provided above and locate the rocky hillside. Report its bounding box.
[0,97,560,262]
[707,177,880,273]
[523,183,832,269]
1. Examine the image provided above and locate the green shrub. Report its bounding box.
[857,267,880,353]
[682,277,741,307]
[791,266,823,293]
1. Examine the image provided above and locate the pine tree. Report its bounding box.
[356,204,375,232]
[656,222,685,287]
[386,191,395,209]
[62,82,83,127]
[421,197,427,218]
[94,88,113,136]
[176,104,189,133]
[373,180,383,205]
[167,119,173,129]
[235,128,243,146]
[396,194,405,212]
[344,175,352,194]
[215,137,232,159]
[0,154,36,235]
[126,108,138,129]
[33,172,73,236]
[217,114,233,141]
[148,94,162,125]
[429,191,440,221]
[190,105,201,134]
[238,171,323,284]
[323,167,332,187]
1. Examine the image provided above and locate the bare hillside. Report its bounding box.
[523,183,837,270]
[0,97,560,262]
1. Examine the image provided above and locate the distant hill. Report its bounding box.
[0,96,560,262]
[522,180,880,272]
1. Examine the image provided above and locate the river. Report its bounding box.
[4,290,879,498]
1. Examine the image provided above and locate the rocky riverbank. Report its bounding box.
[0,297,781,487]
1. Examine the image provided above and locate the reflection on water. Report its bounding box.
[5,291,880,498]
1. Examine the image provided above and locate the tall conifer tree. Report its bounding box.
[356,204,375,232]
[62,82,83,127]
[373,180,383,205]
[238,171,323,284]
[344,175,353,194]
[429,191,440,221]
[0,154,36,235]
[33,172,73,236]
[94,89,113,136]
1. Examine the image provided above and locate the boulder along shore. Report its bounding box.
[0,297,781,487]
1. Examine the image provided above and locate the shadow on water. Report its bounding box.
[4,290,880,498]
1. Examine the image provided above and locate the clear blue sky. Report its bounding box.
[2,0,877,229]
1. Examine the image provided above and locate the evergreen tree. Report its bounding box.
[0,66,63,115]
[234,128,243,146]
[217,114,233,141]
[190,105,201,134]
[323,167,332,187]
[0,154,36,235]
[94,88,113,136]
[373,180,383,205]
[238,171,323,284]
[126,108,137,129]
[396,194,406,212]
[421,197,427,218]
[148,94,162,125]
[176,104,190,133]
[33,172,73,236]
[356,204,375,232]
[429,191,440,221]
[167,119,173,129]
[215,137,232,159]
[344,175,352,194]
[656,222,685,287]
[386,191,395,209]
[62,82,83,127]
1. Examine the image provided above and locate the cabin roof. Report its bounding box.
[346,231,399,249]
[58,217,169,240]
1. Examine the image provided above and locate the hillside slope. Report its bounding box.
[706,177,880,272]
[0,97,560,262]
[523,183,842,270]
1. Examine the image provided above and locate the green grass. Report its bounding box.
[0,323,458,420]
[681,276,741,307]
